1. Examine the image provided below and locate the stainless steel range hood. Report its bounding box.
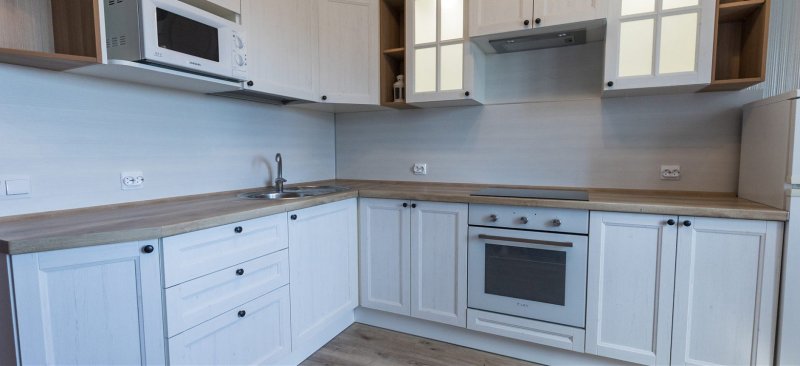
[489,29,587,53]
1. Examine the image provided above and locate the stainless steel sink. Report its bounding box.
[238,185,349,200]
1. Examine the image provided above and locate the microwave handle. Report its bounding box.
[478,234,573,248]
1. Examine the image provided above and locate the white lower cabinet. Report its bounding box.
[12,240,166,365]
[288,198,359,349]
[587,212,783,366]
[168,286,292,365]
[359,198,468,327]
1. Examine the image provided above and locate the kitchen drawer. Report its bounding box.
[165,249,289,337]
[469,204,589,234]
[467,309,585,352]
[162,213,288,287]
[168,286,292,365]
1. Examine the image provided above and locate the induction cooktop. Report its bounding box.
[471,187,589,201]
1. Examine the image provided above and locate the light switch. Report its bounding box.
[6,179,31,196]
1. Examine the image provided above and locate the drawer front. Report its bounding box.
[168,286,292,365]
[163,213,288,287]
[467,309,585,352]
[165,249,289,337]
[469,204,589,234]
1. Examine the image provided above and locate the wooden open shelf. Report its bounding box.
[703,0,770,91]
[379,0,416,109]
[0,0,102,71]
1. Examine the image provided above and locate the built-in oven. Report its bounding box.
[468,204,589,328]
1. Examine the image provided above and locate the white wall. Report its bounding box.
[0,64,335,217]
[336,41,763,192]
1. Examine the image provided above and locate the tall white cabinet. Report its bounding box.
[587,212,783,366]
[603,0,715,94]
[12,241,166,365]
[406,0,484,106]
[240,0,379,104]
[359,198,469,327]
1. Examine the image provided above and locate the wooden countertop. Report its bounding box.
[0,180,787,255]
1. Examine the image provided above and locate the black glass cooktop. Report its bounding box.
[471,187,589,201]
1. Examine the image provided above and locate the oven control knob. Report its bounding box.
[233,34,245,49]
[489,214,498,222]
[234,53,245,66]
[520,216,529,224]
[552,218,562,227]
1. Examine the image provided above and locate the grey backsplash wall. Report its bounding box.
[336,41,763,193]
[0,64,335,217]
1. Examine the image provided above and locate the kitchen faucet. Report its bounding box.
[274,153,287,192]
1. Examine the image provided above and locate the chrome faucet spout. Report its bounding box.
[274,153,287,192]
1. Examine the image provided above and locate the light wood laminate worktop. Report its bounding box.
[0,180,787,254]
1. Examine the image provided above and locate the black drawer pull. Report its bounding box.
[238,310,246,318]
[234,226,243,233]
[236,268,244,276]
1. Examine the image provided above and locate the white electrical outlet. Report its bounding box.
[660,165,681,180]
[121,171,144,190]
[412,163,428,175]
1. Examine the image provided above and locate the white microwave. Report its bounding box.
[104,0,248,81]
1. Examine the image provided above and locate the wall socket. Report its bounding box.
[121,171,144,190]
[412,163,428,175]
[660,165,681,180]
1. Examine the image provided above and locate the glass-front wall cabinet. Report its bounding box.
[603,0,714,93]
[407,0,482,104]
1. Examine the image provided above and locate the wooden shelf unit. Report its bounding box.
[704,0,770,91]
[379,0,416,109]
[0,0,102,71]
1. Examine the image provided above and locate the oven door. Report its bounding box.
[139,0,234,78]
[468,226,587,328]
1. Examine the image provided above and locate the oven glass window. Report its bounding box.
[156,8,220,62]
[484,243,566,306]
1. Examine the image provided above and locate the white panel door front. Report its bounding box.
[533,0,606,28]
[469,0,534,37]
[410,201,468,326]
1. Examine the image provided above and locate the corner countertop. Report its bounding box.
[0,179,787,255]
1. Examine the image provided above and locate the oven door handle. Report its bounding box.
[478,234,574,248]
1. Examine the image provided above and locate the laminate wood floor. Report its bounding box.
[300,324,540,366]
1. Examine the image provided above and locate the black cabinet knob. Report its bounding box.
[667,219,676,226]
[464,91,470,97]
[234,226,243,233]
[321,95,328,101]
[246,80,254,87]
[238,310,246,318]
[236,268,245,276]
[291,214,298,220]
[607,81,614,87]
[142,245,155,254]
[683,220,692,227]
[411,203,417,208]
[402,203,408,208]
[524,19,530,26]
[535,18,542,24]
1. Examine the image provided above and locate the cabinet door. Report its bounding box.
[469,0,534,37]
[407,0,483,105]
[410,201,468,327]
[288,199,358,346]
[533,0,606,28]
[585,212,676,365]
[240,0,319,101]
[672,217,782,366]
[12,241,165,365]
[168,286,291,365]
[359,198,411,315]
[603,0,714,93]
[318,0,379,104]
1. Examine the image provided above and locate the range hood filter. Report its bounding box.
[489,29,587,54]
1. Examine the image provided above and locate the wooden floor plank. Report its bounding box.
[300,323,540,366]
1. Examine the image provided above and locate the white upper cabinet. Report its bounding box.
[318,0,380,104]
[12,241,166,366]
[603,0,715,94]
[671,217,782,366]
[469,0,606,37]
[407,0,484,106]
[585,212,676,365]
[240,0,319,101]
[240,0,379,105]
